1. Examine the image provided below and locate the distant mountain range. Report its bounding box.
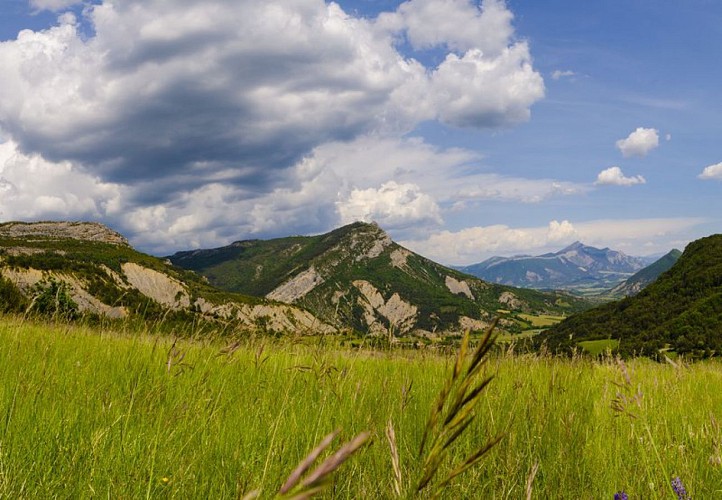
[457,241,657,295]
[541,236,722,358]
[168,222,589,336]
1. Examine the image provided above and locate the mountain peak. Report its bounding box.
[169,222,588,335]
[460,240,647,292]
[559,241,585,252]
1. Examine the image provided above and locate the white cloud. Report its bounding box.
[30,0,82,11]
[595,166,646,186]
[615,127,660,157]
[0,0,544,186]
[551,69,575,80]
[337,181,443,229]
[86,134,586,254]
[699,162,722,180]
[0,0,549,252]
[377,0,514,55]
[402,217,705,265]
[429,45,545,128]
[547,220,577,241]
[0,140,122,220]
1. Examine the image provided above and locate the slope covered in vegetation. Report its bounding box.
[541,235,722,358]
[169,222,590,335]
[607,248,682,297]
[0,221,329,334]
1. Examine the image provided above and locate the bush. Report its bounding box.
[0,276,28,313]
[30,277,79,320]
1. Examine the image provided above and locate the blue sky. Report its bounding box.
[0,0,721,264]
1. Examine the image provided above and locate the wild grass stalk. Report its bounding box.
[415,319,503,496]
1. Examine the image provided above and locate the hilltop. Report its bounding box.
[0,221,331,334]
[168,222,589,336]
[0,221,129,246]
[607,249,682,297]
[540,235,722,358]
[457,241,650,295]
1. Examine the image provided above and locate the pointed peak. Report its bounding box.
[560,241,585,252]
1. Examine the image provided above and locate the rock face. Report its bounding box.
[121,262,191,309]
[353,280,418,334]
[445,276,475,300]
[1,267,128,318]
[0,221,129,246]
[267,267,324,302]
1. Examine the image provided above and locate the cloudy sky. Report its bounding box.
[1,0,721,265]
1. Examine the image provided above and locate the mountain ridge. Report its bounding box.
[457,241,651,294]
[0,221,332,334]
[168,222,590,336]
[608,249,682,297]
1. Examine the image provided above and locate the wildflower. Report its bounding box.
[671,476,689,499]
[614,491,628,500]
[160,477,170,485]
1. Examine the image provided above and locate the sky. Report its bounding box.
[1,0,721,265]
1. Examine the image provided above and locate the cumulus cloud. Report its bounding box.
[0,0,552,252]
[337,181,442,229]
[547,219,577,241]
[699,162,722,180]
[0,140,122,220]
[402,217,705,265]
[377,0,514,55]
[0,0,544,187]
[429,45,545,128]
[595,166,646,186]
[615,127,660,157]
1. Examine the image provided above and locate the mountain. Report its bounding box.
[0,221,331,334]
[168,222,590,336]
[457,241,649,294]
[539,235,722,358]
[607,249,682,297]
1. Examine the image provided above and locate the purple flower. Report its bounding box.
[614,492,628,500]
[672,476,689,499]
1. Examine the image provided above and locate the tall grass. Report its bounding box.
[1,317,721,497]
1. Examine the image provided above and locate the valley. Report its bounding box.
[0,219,721,498]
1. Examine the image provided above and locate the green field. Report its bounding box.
[1,317,721,498]
[517,313,566,328]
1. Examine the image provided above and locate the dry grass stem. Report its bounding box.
[278,429,370,499]
[386,420,402,497]
[525,461,540,500]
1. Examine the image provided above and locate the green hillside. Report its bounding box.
[0,221,327,334]
[540,235,722,358]
[607,249,682,297]
[169,222,590,335]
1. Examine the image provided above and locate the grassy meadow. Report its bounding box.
[1,317,721,498]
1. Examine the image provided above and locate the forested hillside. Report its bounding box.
[541,235,722,358]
